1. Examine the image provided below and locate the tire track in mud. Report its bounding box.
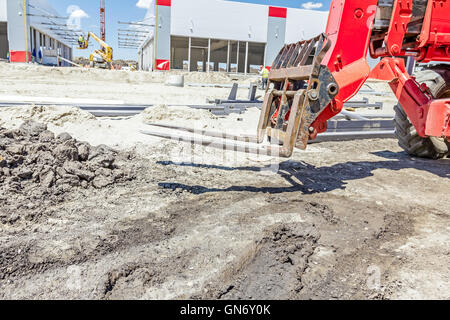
[191,190,418,300]
[91,190,338,299]
[1,147,440,299]
[0,195,192,283]
[203,223,320,300]
[0,218,172,282]
[0,183,262,287]
[295,207,417,299]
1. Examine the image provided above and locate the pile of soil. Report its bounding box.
[141,104,217,123]
[0,121,134,224]
[0,105,96,129]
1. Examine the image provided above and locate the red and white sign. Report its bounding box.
[156,59,170,71]
[268,6,287,19]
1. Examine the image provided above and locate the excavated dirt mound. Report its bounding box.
[141,104,218,123]
[0,121,135,225]
[0,105,96,129]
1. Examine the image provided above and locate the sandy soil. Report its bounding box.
[0,63,449,300]
[0,62,259,105]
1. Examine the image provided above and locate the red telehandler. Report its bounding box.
[145,0,450,159]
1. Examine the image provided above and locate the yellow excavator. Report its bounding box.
[78,32,113,69]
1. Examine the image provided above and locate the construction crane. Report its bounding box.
[100,0,105,41]
[78,32,113,68]
[144,0,450,160]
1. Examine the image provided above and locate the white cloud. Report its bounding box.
[136,0,152,9]
[70,9,89,19]
[66,5,89,18]
[302,2,323,10]
[66,5,89,31]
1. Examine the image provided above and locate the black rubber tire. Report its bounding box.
[394,66,450,159]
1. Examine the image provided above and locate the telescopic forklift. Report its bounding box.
[144,0,450,159]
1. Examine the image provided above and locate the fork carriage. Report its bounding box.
[257,34,339,157]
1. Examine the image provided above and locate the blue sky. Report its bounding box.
[45,0,330,60]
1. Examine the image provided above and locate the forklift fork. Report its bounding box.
[142,34,339,158]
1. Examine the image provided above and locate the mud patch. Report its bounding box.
[206,223,320,300]
[101,263,160,300]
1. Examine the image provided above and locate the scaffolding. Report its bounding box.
[117,18,154,50]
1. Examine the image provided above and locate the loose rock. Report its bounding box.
[0,121,134,225]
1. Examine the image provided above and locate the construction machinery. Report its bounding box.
[100,0,106,42]
[78,32,113,69]
[144,0,450,159]
[77,1,111,69]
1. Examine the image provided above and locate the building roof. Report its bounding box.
[140,0,328,47]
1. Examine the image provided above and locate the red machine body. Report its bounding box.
[143,0,450,159]
[309,0,450,141]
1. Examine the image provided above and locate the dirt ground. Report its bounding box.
[0,62,259,105]
[0,63,449,300]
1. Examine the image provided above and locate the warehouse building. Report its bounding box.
[138,0,329,73]
[0,0,73,65]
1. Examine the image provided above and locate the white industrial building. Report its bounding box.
[137,0,329,73]
[0,0,73,65]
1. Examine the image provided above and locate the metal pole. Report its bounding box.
[207,38,211,73]
[227,40,230,73]
[23,0,29,62]
[406,56,416,75]
[30,27,34,61]
[153,1,158,71]
[263,43,267,68]
[236,41,239,74]
[57,55,82,67]
[188,37,191,72]
[244,41,248,75]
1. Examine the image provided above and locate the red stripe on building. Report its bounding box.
[157,0,171,6]
[268,6,287,18]
[9,51,32,63]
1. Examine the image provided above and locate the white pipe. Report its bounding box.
[57,56,82,67]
